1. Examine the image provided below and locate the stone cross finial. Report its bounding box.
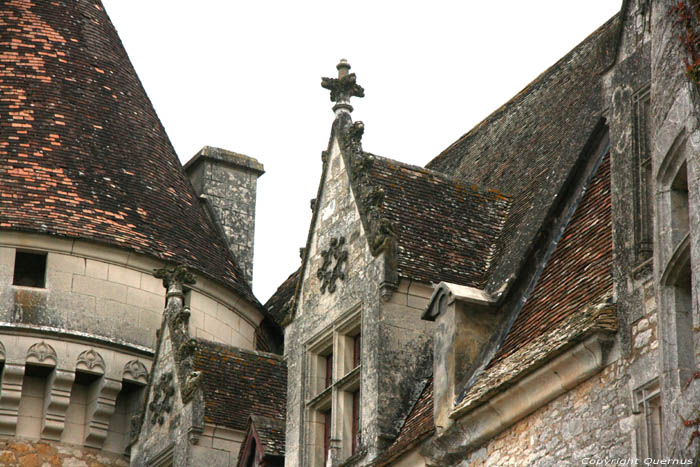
[321,59,365,115]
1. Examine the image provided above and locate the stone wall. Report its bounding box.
[187,287,256,349]
[456,279,659,465]
[650,0,700,457]
[379,280,434,439]
[189,424,245,467]
[130,324,194,466]
[0,440,129,467]
[0,331,151,458]
[0,232,260,351]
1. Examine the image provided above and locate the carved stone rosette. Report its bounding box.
[149,372,175,425]
[317,237,349,294]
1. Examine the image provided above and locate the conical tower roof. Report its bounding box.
[0,0,256,303]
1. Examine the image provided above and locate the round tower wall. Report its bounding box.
[0,231,261,351]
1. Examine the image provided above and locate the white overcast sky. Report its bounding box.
[100,1,623,303]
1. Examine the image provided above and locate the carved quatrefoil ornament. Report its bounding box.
[149,372,175,425]
[317,236,348,294]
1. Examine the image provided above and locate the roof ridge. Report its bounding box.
[371,153,511,200]
[429,12,621,167]
[194,338,285,361]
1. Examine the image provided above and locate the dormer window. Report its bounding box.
[13,251,47,288]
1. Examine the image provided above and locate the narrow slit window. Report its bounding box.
[353,333,361,368]
[13,251,47,288]
[325,354,333,388]
[323,409,332,465]
[352,390,360,454]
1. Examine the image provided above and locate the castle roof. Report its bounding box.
[376,378,434,466]
[0,0,255,303]
[378,153,615,462]
[365,155,511,289]
[427,13,621,294]
[369,13,621,462]
[264,269,299,325]
[193,339,287,432]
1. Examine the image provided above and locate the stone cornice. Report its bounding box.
[421,331,614,464]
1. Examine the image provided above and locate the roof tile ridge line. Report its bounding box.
[282,116,347,326]
[340,123,401,291]
[194,337,285,361]
[456,131,611,407]
[456,292,616,414]
[100,1,256,305]
[605,0,633,76]
[480,196,514,279]
[370,153,512,200]
[487,291,616,372]
[428,12,621,166]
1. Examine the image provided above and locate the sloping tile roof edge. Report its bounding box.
[453,296,617,416]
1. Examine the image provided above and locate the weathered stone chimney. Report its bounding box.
[184,146,264,287]
[422,282,498,434]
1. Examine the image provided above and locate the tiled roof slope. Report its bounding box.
[367,156,511,288]
[426,14,620,292]
[456,303,617,415]
[193,339,287,432]
[376,378,434,466]
[250,415,285,457]
[374,152,614,463]
[0,0,255,303]
[264,269,299,325]
[489,152,612,367]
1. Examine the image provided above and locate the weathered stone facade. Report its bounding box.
[0,439,129,467]
[285,128,387,466]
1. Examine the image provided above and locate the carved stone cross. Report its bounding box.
[321,59,365,114]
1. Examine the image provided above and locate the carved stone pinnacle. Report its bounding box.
[153,264,196,296]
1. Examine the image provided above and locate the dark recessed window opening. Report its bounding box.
[13,251,47,288]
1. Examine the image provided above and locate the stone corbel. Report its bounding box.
[0,362,25,436]
[84,376,123,449]
[41,368,75,441]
